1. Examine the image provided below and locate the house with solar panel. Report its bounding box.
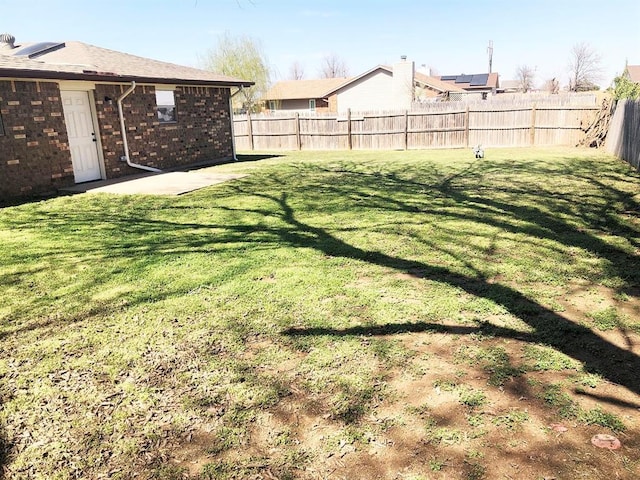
[262,57,482,115]
[436,73,500,100]
[0,33,253,201]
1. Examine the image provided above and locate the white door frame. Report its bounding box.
[59,82,106,182]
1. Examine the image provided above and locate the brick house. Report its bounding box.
[262,77,348,114]
[0,34,252,201]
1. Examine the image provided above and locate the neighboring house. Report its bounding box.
[262,78,348,113]
[0,33,252,201]
[262,57,467,114]
[436,73,500,100]
[624,64,640,83]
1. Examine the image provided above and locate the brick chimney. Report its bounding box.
[392,55,415,109]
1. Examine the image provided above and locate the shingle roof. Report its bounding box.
[627,65,640,83]
[0,40,253,87]
[263,67,466,101]
[0,52,85,73]
[263,77,350,100]
[499,80,521,90]
[414,71,466,92]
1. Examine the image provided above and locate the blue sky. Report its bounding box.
[1,0,638,88]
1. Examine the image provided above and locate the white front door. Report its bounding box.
[61,90,102,183]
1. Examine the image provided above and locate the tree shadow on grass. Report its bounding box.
[1,152,638,477]
[2,153,639,396]
[271,187,639,394]
[256,156,640,396]
[0,150,636,479]
[574,390,640,409]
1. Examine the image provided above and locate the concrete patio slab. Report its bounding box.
[61,171,247,196]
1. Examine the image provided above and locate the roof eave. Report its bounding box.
[0,68,254,87]
[323,65,390,96]
[263,94,324,101]
[462,85,494,90]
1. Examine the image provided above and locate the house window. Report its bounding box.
[309,99,316,112]
[156,89,176,123]
[268,100,277,112]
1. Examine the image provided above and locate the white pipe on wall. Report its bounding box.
[117,81,162,173]
[229,86,240,161]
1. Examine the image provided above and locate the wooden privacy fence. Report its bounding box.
[606,99,640,170]
[233,103,600,151]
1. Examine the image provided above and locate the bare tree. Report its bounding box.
[567,42,602,92]
[543,77,560,94]
[515,65,536,92]
[319,54,349,78]
[289,61,305,80]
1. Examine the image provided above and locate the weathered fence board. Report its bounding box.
[606,99,640,170]
[233,102,600,151]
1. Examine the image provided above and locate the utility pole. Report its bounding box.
[487,40,493,73]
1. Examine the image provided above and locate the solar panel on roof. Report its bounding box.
[470,74,490,86]
[13,42,65,58]
[455,75,473,83]
[440,75,458,81]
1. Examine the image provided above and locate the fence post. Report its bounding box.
[294,112,301,150]
[347,108,352,150]
[247,113,254,151]
[464,106,470,148]
[404,110,409,150]
[530,103,537,146]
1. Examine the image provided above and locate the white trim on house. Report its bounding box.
[58,80,96,91]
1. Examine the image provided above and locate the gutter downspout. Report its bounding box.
[228,86,241,161]
[117,81,162,173]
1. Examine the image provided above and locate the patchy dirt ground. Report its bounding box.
[163,281,640,480]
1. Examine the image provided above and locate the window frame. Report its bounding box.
[309,99,316,112]
[155,87,177,124]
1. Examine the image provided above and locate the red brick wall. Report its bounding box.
[0,80,73,201]
[327,94,338,113]
[315,97,330,113]
[1,80,235,202]
[94,84,234,178]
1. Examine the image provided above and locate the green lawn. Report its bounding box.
[1,148,639,479]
